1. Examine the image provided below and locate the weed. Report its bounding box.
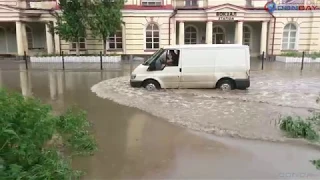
[280,116,318,141]
[0,88,97,179]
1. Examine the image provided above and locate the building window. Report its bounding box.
[185,0,198,7]
[108,30,122,49]
[243,25,251,47]
[184,26,197,44]
[141,0,162,6]
[71,38,86,49]
[26,26,33,49]
[145,23,159,49]
[212,26,225,44]
[282,23,297,50]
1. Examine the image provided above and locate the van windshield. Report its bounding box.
[142,48,165,66]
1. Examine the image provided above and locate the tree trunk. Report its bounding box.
[103,37,107,56]
[76,41,80,56]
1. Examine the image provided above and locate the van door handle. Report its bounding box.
[179,68,182,72]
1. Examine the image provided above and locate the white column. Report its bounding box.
[206,21,213,44]
[53,21,60,54]
[21,23,28,54]
[179,21,184,45]
[46,22,54,54]
[237,21,243,45]
[260,21,268,56]
[171,19,176,45]
[234,23,238,43]
[16,21,25,56]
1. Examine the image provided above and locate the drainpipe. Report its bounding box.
[270,13,276,57]
[168,9,178,45]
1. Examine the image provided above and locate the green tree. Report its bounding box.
[88,0,124,55]
[53,0,89,55]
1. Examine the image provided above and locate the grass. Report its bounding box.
[279,95,320,169]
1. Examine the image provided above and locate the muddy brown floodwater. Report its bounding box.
[1,61,320,179]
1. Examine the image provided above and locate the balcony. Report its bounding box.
[26,0,58,9]
[175,0,204,9]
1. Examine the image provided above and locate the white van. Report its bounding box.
[130,44,250,91]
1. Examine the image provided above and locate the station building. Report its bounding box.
[0,0,320,57]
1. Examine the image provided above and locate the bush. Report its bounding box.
[280,116,319,140]
[280,51,320,59]
[0,88,97,179]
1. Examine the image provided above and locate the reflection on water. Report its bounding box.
[0,64,320,179]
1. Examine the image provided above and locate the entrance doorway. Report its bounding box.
[212,26,225,44]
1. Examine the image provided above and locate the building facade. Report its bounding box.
[0,0,320,57]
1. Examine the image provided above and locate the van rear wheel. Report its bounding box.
[217,80,235,91]
[143,80,160,91]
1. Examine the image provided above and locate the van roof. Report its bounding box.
[163,44,248,49]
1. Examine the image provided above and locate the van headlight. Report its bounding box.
[131,74,136,79]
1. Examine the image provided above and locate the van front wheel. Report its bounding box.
[143,80,160,91]
[217,79,235,91]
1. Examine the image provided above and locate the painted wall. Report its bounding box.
[267,12,320,55]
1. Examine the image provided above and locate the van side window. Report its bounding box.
[166,50,180,66]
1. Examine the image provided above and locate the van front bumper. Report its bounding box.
[130,80,143,88]
[235,78,250,89]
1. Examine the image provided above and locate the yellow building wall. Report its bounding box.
[267,12,320,55]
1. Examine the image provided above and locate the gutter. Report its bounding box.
[168,9,177,45]
[269,13,276,57]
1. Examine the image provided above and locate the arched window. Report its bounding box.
[282,23,297,50]
[212,26,225,44]
[108,30,122,49]
[145,23,159,49]
[243,25,251,47]
[26,26,33,49]
[184,26,197,44]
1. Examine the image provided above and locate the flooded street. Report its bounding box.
[1,60,320,179]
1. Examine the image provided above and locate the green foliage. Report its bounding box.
[0,88,97,179]
[279,96,320,170]
[280,51,320,59]
[311,159,320,169]
[53,0,89,55]
[280,116,318,140]
[88,0,124,54]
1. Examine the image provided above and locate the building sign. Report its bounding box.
[216,12,237,20]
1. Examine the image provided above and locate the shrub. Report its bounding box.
[0,88,97,179]
[279,116,318,141]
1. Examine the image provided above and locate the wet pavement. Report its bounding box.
[1,60,320,179]
[92,69,320,141]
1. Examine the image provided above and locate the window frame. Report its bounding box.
[141,0,162,6]
[243,25,252,47]
[26,26,33,49]
[108,30,123,50]
[184,25,197,44]
[281,23,298,51]
[145,23,160,50]
[71,37,86,50]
